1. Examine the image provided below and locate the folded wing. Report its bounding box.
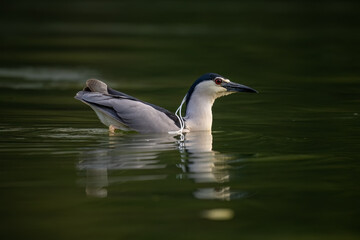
[75,80,180,133]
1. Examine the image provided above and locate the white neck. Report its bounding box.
[184,93,215,131]
[183,81,234,131]
[185,82,216,131]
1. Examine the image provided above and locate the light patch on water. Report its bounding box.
[0,126,108,140]
[49,127,108,134]
[0,67,99,89]
[0,67,98,81]
[201,208,235,221]
[40,127,108,139]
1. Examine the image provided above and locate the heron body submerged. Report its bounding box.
[75,73,257,133]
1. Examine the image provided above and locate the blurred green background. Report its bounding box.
[1,0,359,84]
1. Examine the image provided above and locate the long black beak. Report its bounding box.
[222,81,258,93]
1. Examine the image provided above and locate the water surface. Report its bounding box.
[1,1,359,240]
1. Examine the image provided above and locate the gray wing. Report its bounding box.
[75,90,180,133]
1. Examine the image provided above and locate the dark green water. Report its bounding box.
[1,1,359,239]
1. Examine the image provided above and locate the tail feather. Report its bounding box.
[86,79,108,94]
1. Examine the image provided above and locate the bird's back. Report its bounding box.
[75,79,180,133]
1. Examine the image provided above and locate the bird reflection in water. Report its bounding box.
[78,133,176,198]
[177,132,235,201]
[78,131,246,200]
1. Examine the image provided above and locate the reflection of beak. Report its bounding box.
[222,81,258,93]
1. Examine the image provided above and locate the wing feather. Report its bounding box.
[76,91,180,133]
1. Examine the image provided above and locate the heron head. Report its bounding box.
[185,73,258,105]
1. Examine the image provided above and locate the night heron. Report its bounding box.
[75,73,257,134]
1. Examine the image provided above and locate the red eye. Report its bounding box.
[215,78,222,85]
